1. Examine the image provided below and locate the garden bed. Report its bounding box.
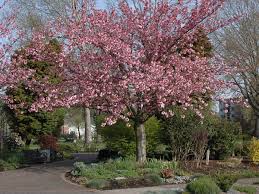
[65,158,259,192]
[65,172,178,190]
[65,158,192,190]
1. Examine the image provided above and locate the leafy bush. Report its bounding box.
[86,179,110,189]
[161,168,174,179]
[248,137,259,164]
[145,117,161,153]
[186,177,221,194]
[0,151,25,170]
[96,115,162,157]
[58,142,81,158]
[207,117,241,160]
[145,173,164,185]
[58,142,80,152]
[96,116,136,156]
[61,132,77,142]
[233,185,256,194]
[0,159,16,171]
[160,108,206,161]
[4,152,24,166]
[4,132,24,151]
[160,108,241,161]
[212,173,238,192]
[39,134,58,151]
[71,162,87,176]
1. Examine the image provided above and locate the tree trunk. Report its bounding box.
[206,149,210,165]
[25,139,31,146]
[134,123,146,163]
[84,107,91,146]
[255,115,259,138]
[77,126,81,140]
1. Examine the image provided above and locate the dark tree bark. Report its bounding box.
[77,126,81,139]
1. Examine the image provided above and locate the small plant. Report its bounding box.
[86,179,109,189]
[61,132,77,142]
[0,159,16,171]
[161,168,174,179]
[39,134,58,151]
[4,132,24,151]
[248,137,259,164]
[71,162,87,176]
[212,173,238,192]
[145,173,164,185]
[233,185,256,194]
[186,177,221,194]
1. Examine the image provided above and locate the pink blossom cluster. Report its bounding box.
[2,0,236,124]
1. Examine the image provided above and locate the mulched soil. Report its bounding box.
[180,160,259,175]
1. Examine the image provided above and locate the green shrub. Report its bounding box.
[96,116,136,156]
[211,170,259,192]
[58,142,82,158]
[186,177,221,194]
[233,185,256,194]
[4,132,24,151]
[86,179,110,189]
[248,137,259,164]
[71,162,87,176]
[0,159,15,171]
[145,173,164,185]
[160,108,241,160]
[0,151,25,170]
[212,173,238,192]
[97,115,162,157]
[207,117,241,160]
[61,132,77,142]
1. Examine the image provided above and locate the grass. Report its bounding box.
[233,185,256,194]
[186,177,221,194]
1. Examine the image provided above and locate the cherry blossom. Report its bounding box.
[3,0,236,162]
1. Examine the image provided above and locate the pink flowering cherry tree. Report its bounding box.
[7,0,233,162]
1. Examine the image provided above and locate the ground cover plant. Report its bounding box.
[232,185,256,194]
[68,158,184,189]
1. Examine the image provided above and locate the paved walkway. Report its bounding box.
[0,160,95,194]
[0,153,185,194]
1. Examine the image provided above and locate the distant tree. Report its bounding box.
[214,0,259,137]
[66,107,84,139]
[5,40,65,145]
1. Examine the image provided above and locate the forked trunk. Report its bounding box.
[134,123,146,163]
